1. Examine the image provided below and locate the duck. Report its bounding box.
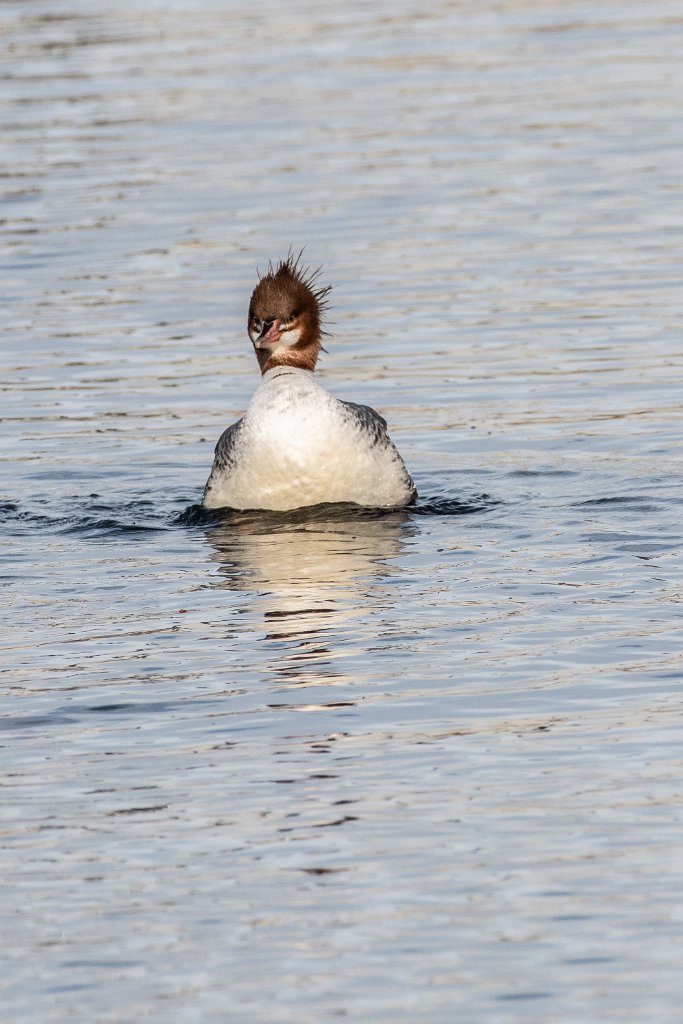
[202,253,416,511]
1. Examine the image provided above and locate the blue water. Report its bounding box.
[2,1,683,1021]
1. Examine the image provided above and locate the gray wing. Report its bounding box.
[201,419,244,508]
[340,400,417,502]
[202,418,244,505]
[211,418,243,473]
[339,400,389,446]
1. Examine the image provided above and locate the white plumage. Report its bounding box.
[203,367,415,511]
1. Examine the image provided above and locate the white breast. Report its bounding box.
[203,367,415,511]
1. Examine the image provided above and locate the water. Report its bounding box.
[2,1,683,1020]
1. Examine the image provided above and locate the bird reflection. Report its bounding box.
[204,504,413,691]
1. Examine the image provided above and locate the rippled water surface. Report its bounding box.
[2,1,683,1020]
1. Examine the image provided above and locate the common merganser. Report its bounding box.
[202,254,416,511]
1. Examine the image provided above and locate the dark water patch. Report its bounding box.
[0,712,78,731]
[176,501,410,529]
[80,700,181,716]
[175,503,234,528]
[3,489,498,540]
[585,530,680,555]
[63,497,172,537]
[1,497,174,538]
[495,992,552,1002]
[622,540,679,555]
[265,607,335,618]
[106,805,169,816]
[298,867,349,876]
[411,494,497,516]
[0,501,63,532]
[61,516,163,537]
[508,469,578,478]
[0,701,189,734]
[573,495,661,511]
[177,493,498,529]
